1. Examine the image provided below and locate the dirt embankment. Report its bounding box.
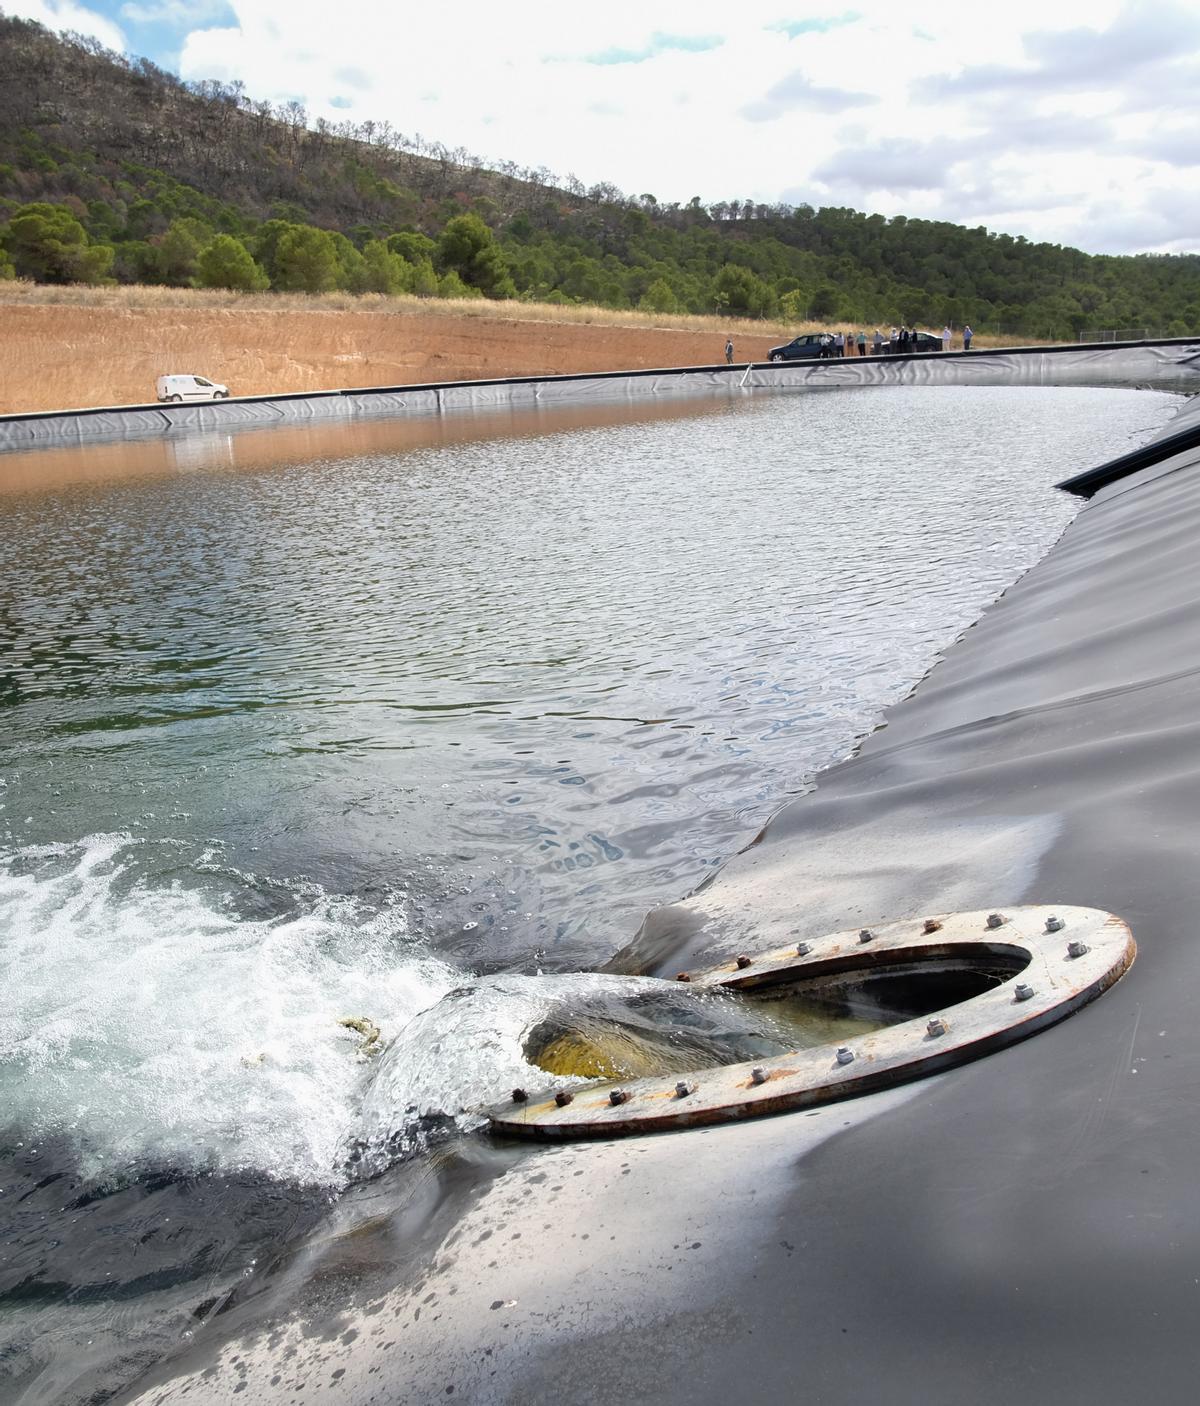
[0,296,790,415]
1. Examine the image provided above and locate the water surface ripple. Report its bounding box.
[0,383,1182,1403]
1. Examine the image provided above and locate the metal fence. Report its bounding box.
[1079,328,1161,342]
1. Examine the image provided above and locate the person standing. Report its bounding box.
[963,324,973,350]
[725,336,734,364]
[942,325,951,352]
[834,331,845,357]
[856,330,867,356]
[873,328,883,354]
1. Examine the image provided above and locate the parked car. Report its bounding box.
[767,333,835,362]
[887,332,942,355]
[156,374,230,403]
[910,331,943,352]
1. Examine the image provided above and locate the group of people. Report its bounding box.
[876,324,974,353]
[723,323,974,364]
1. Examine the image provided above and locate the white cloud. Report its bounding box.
[5,0,125,51]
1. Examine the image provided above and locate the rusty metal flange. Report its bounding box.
[487,905,1135,1140]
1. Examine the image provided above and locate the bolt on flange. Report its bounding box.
[490,904,1137,1141]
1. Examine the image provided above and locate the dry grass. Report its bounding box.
[0,280,800,337]
[0,281,1048,415]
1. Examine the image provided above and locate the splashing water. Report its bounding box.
[0,834,457,1185]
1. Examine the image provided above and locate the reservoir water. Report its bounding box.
[0,383,1183,1402]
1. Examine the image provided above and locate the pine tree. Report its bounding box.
[195,235,269,291]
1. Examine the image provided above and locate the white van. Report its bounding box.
[156,374,230,403]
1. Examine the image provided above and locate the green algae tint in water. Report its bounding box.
[0,385,1184,1404]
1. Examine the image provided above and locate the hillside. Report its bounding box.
[0,13,1198,339]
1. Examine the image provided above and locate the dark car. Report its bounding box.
[767,333,835,362]
[888,331,943,354]
[911,331,945,352]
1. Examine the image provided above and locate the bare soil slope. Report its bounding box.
[0,297,788,414]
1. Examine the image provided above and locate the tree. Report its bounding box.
[252,219,299,283]
[196,234,269,291]
[639,278,678,314]
[4,201,113,283]
[409,258,439,298]
[331,231,369,291]
[437,212,515,298]
[361,239,413,294]
[713,263,773,318]
[155,217,207,284]
[778,288,808,321]
[111,240,160,284]
[438,269,481,299]
[808,284,839,320]
[386,230,437,265]
[273,225,340,293]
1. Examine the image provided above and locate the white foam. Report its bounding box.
[356,971,665,1149]
[0,834,456,1185]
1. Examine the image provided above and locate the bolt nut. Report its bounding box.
[927,1017,947,1037]
[675,972,691,982]
[796,941,811,956]
[750,1066,768,1086]
[1067,940,1090,959]
[923,918,943,934]
[1045,915,1065,932]
[675,1080,694,1098]
[986,913,1005,929]
[836,1046,855,1065]
[735,954,752,969]
[511,1087,528,1103]
[554,1089,575,1107]
[609,1089,630,1106]
[858,928,874,944]
[1014,982,1034,1002]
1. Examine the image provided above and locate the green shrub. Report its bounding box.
[195,235,269,291]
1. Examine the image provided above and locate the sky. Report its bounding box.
[8,0,1200,255]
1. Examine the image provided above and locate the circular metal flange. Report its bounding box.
[487,905,1135,1140]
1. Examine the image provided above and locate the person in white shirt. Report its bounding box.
[942,325,952,352]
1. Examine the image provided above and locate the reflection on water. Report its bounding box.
[0,383,1184,1404]
[0,398,730,496]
